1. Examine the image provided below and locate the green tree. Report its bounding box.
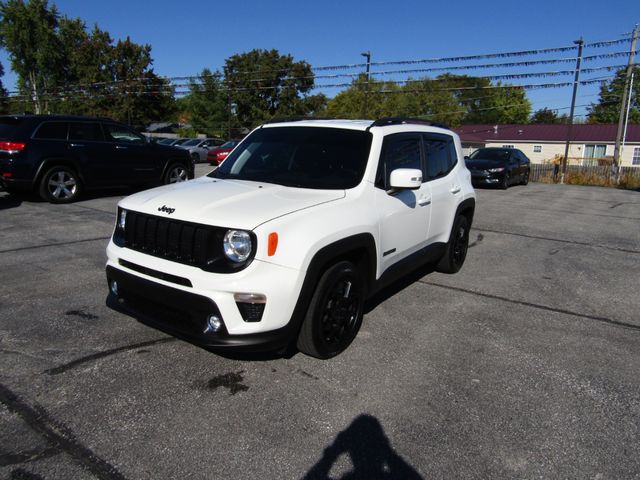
[0,1,175,124]
[326,75,401,119]
[224,49,326,130]
[588,67,640,124]
[530,107,567,124]
[436,75,531,124]
[183,68,230,137]
[0,0,61,113]
[0,61,8,113]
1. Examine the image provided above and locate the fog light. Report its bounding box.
[110,280,118,296]
[204,314,222,334]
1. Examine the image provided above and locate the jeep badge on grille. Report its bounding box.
[158,205,175,214]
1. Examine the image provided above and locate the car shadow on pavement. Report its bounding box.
[0,192,23,210]
[365,263,437,314]
[303,414,423,480]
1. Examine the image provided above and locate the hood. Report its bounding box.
[465,159,505,170]
[119,176,345,230]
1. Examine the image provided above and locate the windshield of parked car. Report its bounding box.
[469,149,511,162]
[221,140,237,148]
[181,139,201,147]
[208,127,372,189]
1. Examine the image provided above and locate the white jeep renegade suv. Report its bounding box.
[106,118,476,358]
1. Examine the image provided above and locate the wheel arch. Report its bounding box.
[455,198,475,228]
[33,158,83,190]
[284,233,377,345]
[161,157,193,181]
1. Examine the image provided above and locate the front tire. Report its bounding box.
[501,173,510,190]
[164,163,188,184]
[436,215,470,274]
[297,261,365,359]
[191,152,200,164]
[38,165,81,203]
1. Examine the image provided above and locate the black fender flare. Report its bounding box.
[283,233,377,345]
[454,198,476,228]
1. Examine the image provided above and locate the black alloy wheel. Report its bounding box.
[436,215,470,274]
[39,166,81,203]
[297,261,365,359]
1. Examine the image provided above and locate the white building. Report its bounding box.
[455,124,640,167]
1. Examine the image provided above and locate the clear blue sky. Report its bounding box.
[1,0,638,119]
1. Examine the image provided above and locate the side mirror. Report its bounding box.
[389,168,422,191]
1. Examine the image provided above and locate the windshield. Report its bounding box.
[181,139,201,147]
[469,149,511,162]
[208,127,372,189]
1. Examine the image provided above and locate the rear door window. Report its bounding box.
[33,122,69,140]
[69,122,104,141]
[423,134,453,180]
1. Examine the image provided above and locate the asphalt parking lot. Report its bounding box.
[1,165,639,479]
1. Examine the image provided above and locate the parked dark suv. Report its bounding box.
[0,115,194,203]
[465,147,530,189]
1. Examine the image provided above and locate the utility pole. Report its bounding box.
[361,51,371,118]
[613,25,639,183]
[561,38,584,185]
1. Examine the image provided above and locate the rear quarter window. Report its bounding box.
[0,117,29,138]
[33,122,69,140]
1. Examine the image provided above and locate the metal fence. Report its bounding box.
[530,163,640,186]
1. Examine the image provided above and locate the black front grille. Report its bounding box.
[123,211,226,270]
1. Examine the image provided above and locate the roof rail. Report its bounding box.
[263,116,337,125]
[367,117,450,130]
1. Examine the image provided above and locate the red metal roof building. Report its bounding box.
[454,124,640,166]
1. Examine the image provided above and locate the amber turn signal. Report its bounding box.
[268,232,278,256]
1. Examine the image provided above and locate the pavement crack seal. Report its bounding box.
[0,236,111,255]
[473,227,640,255]
[0,383,128,480]
[420,281,640,332]
[43,337,177,376]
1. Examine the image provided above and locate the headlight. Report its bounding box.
[487,167,505,173]
[117,208,127,230]
[223,230,252,262]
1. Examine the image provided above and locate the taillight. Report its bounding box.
[0,141,26,153]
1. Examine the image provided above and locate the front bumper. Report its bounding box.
[106,266,293,351]
[105,240,305,351]
[470,171,504,186]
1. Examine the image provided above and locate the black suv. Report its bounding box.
[0,115,194,203]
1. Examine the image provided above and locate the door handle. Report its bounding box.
[115,145,128,150]
[450,185,461,194]
[418,198,431,206]
[69,143,85,148]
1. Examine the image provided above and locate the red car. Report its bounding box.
[207,140,240,165]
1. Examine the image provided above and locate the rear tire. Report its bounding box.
[297,261,365,359]
[521,170,530,185]
[436,215,470,274]
[163,163,188,184]
[38,165,81,203]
